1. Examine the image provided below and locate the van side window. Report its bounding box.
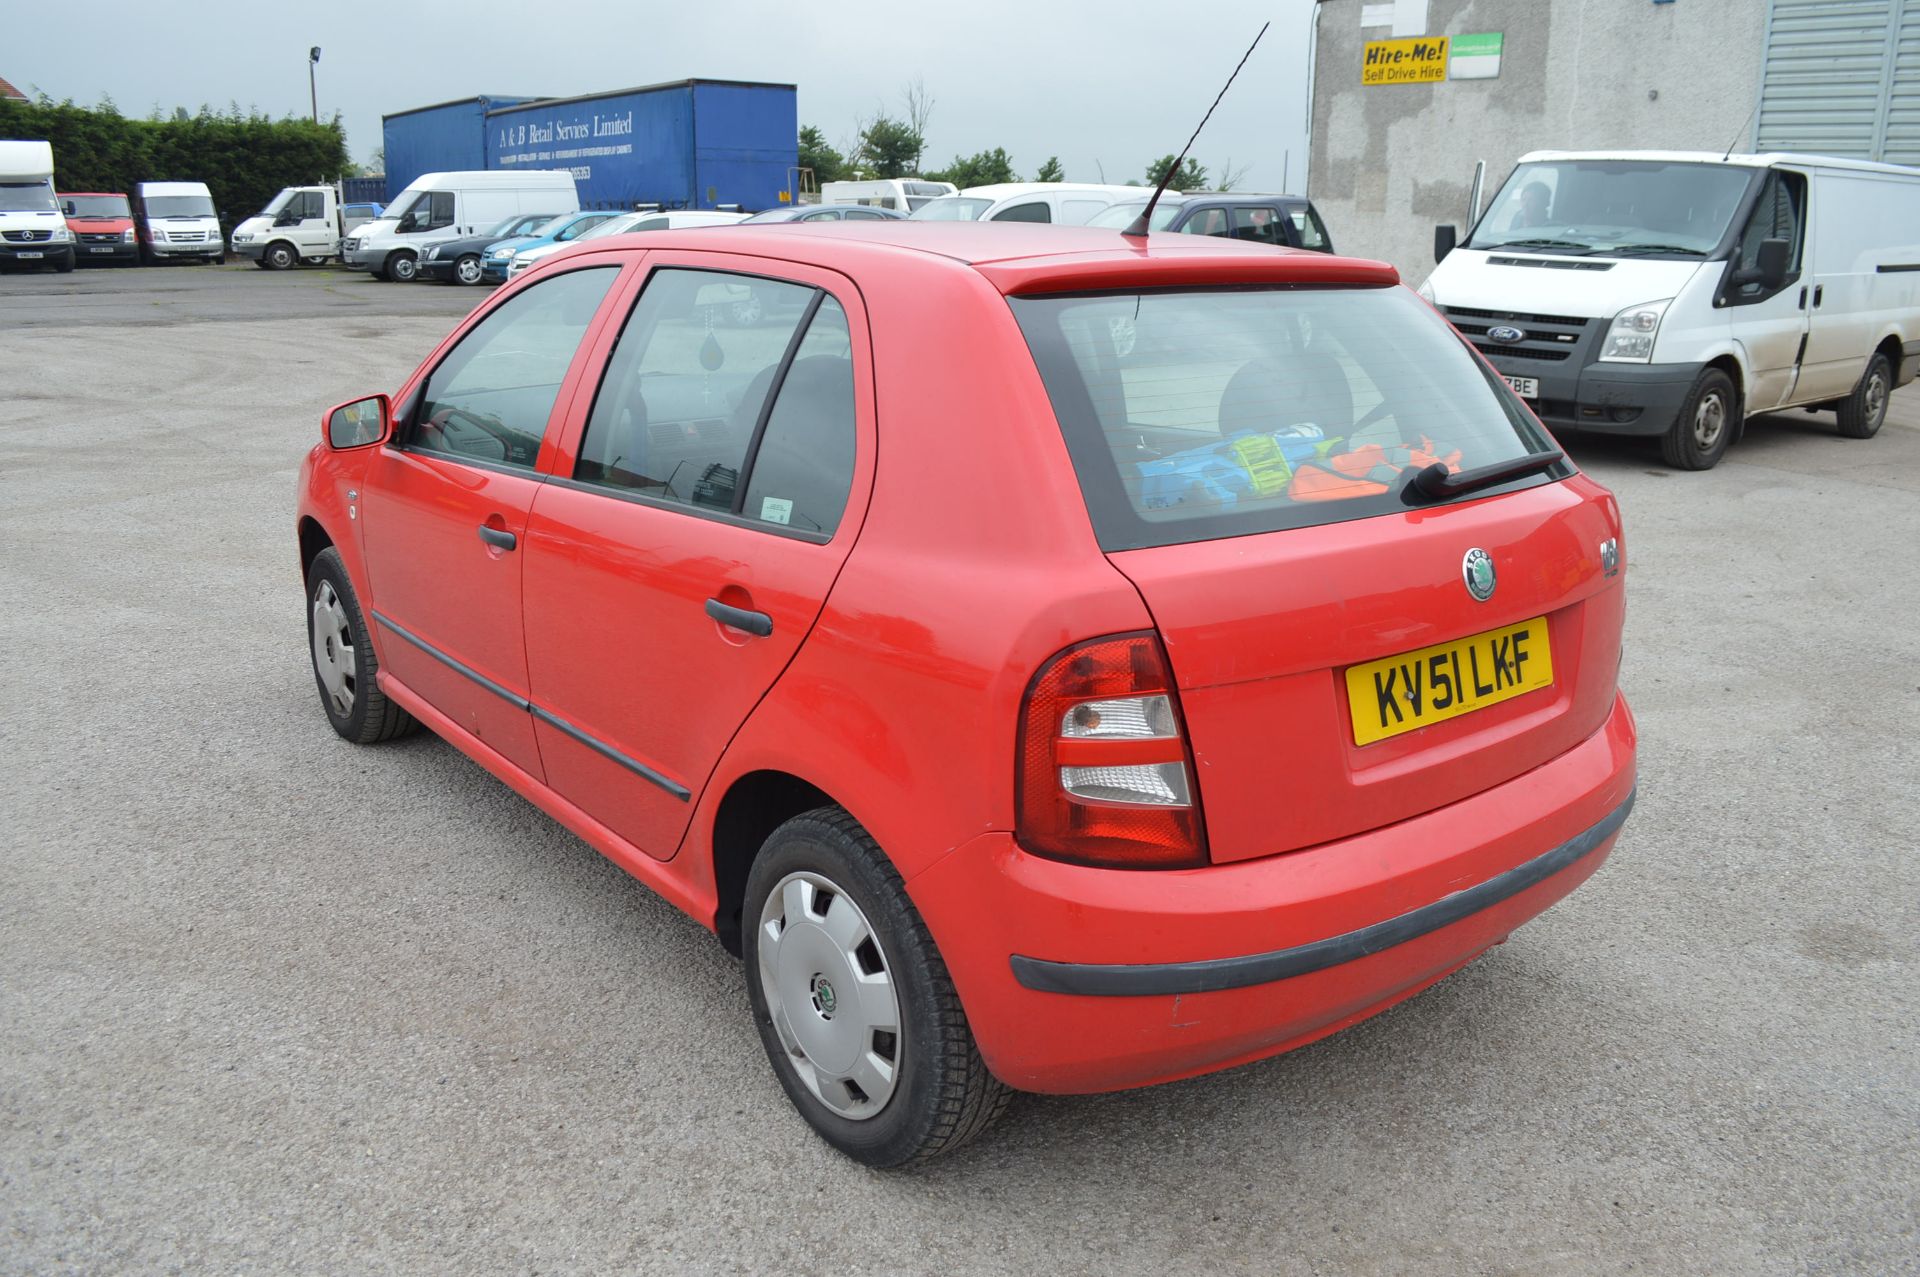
[1179,208,1232,238]
[573,270,818,513]
[411,266,620,471]
[993,201,1051,223]
[427,191,456,231]
[1730,171,1805,303]
[1231,206,1284,246]
[742,298,857,536]
[297,191,326,220]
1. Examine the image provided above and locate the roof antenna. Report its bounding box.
[1723,99,1759,161]
[1124,21,1270,238]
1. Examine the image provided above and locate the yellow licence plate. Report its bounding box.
[1345,617,1554,746]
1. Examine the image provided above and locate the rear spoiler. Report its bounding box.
[975,248,1399,297]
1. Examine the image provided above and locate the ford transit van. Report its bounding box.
[341,170,579,282]
[134,181,224,265]
[1424,151,1920,469]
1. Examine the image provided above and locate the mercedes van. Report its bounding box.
[0,140,76,273]
[1425,151,1920,469]
[341,170,579,282]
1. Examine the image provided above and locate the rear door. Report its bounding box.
[521,254,876,858]
[359,263,627,776]
[1012,283,1621,863]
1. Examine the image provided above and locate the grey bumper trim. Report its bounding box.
[1009,790,1635,998]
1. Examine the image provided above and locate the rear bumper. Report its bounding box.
[909,692,1637,1094]
[1489,354,1701,437]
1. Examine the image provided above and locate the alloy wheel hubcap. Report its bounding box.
[310,580,357,717]
[757,871,902,1120]
[1866,372,1887,427]
[458,258,480,284]
[1694,392,1726,450]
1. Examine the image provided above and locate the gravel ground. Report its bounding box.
[2,266,1916,1275]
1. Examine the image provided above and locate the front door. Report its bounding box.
[293,190,335,257]
[1724,167,1810,413]
[522,257,875,858]
[360,263,626,777]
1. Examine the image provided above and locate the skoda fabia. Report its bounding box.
[298,222,1637,1166]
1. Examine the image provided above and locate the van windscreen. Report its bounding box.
[1012,286,1567,551]
[145,195,216,218]
[2,181,58,213]
[1466,160,1761,258]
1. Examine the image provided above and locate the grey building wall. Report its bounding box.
[1308,0,1768,282]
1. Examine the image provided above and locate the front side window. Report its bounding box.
[574,270,856,535]
[411,266,620,471]
[556,214,612,241]
[993,201,1051,223]
[1728,169,1806,303]
[1178,207,1232,238]
[1013,286,1565,550]
[426,191,455,230]
[296,191,326,221]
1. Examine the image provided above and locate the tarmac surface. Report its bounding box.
[3,263,1916,1274]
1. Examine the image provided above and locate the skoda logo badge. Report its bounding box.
[1463,548,1497,601]
[1487,324,1527,343]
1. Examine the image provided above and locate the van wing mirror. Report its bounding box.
[1434,223,1458,264]
[325,394,391,450]
[1755,238,1790,290]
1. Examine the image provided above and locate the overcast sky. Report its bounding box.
[13,1,1317,192]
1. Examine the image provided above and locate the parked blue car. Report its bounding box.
[481,210,619,282]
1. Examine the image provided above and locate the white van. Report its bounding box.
[819,179,955,212]
[1424,150,1920,469]
[0,139,75,273]
[342,170,578,282]
[505,209,749,278]
[230,185,355,269]
[908,182,1142,225]
[134,181,223,265]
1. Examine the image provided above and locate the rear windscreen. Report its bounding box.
[1012,286,1567,550]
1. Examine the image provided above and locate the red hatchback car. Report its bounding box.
[298,223,1636,1166]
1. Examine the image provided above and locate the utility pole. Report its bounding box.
[308,47,321,123]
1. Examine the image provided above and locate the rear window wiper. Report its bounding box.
[1401,450,1564,505]
[1603,244,1708,258]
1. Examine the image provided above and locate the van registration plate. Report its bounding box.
[18,250,42,259]
[1344,617,1553,746]
[1504,375,1539,399]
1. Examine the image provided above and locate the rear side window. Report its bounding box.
[1179,208,1232,238]
[993,201,1051,223]
[575,270,857,536]
[1291,205,1331,251]
[1231,207,1284,245]
[411,266,620,471]
[1012,287,1565,550]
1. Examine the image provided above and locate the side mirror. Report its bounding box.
[62,201,76,216]
[1754,237,1790,289]
[325,394,391,450]
[1434,224,1458,264]
[397,211,417,232]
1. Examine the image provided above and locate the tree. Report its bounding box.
[1215,157,1250,192]
[1144,154,1208,192]
[797,125,843,185]
[1035,156,1065,183]
[366,146,385,174]
[926,147,1017,189]
[901,77,934,175]
[854,115,923,179]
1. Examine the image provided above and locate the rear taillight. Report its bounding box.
[1016,632,1207,869]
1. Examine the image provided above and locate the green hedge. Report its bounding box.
[0,97,349,229]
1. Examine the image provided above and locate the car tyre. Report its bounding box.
[1661,366,1737,470]
[1835,351,1891,440]
[264,241,297,270]
[743,807,1010,1167]
[386,251,418,283]
[306,547,418,744]
[453,253,484,285]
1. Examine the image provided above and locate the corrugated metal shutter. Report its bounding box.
[1887,2,1920,165]
[1756,0,1920,162]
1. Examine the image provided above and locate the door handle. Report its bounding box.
[705,598,773,637]
[1813,284,1824,308]
[1797,286,1807,309]
[477,525,517,551]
